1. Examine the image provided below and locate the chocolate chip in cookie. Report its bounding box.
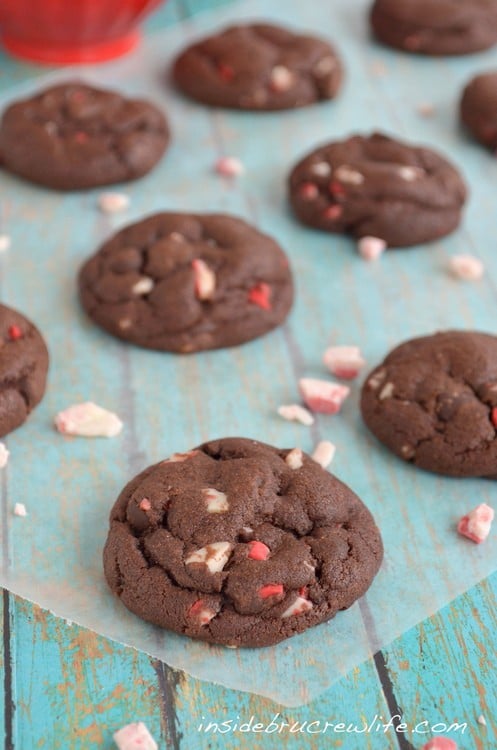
[78,212,293,353]
[0,304,49,437]
[0,82,170,190]
[361,331,497,477]
[172,23,343,110]
[288,133,467,248]
[103,437,383,647]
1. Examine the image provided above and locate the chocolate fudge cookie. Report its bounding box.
[172,23,342,110]
[461,72,497,150]
[370,0,497,56]
[288,133,467,248]
[103,437,383,647]
[78,212,293,352]
[361,331,497,477]
[0,304,49,437]
[0,82,169,190]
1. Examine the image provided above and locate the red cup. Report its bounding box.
[0,0,164,65]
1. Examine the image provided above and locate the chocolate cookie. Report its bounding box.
[0,304,49,437]
[370,0,497,56]
[172,23,342,110]
[361,331,497,477]
[78,212,293,353]
[0,82,169,190]
[103,437,383,647]
[461,72,497,150]
[288,133,467,248]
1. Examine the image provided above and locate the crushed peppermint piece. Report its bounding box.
[185,542,232,573]
[269,65,294,92]
[247,541,270,560]
[310,161,331,178]
[334,165,364,185]
[358,236,386,261]
[368,368,386,390]
[312,440,336,469]
[139,498,151,511]
[457,503,494,544]
[218,62,234,82]
[98,192,130,214]
[55,402,123,438]
[202,488,229,513]
[329,180,347,197]
[285,447,304,470]
[248,282,272,310]
[314,56,336,76]
[189,599,216,625]
[8,324,22,341]
[74,131,88,144]
[259,583,284,599]
[0,234,11,252]
[113,721,158,750]
[277,404,314,426]
[323,204,343,221]
[299,378,350,414]
[282,595,313,618]
[449,254,484,281]
[477,715,486,726]
[398,166,424,181]
[215,156,245,177]
[299,182,319,201]
[132,276,154,295]
[421,739,458,750]
[118,318,132,330]
[14,503,27,517]
[164,450,199,463]
[192,258,216,300]
[323,345,365,379]
[491,406,497,428]
[379,382,394,400]
[0,443,9,468]
[417,102,435,117]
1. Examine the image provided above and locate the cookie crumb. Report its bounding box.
[98,192,130,214]
[0,234,11,252]
[477,714,487,726]
[312,440,336,468]
[323,345,365,379]
[449,254,484,281]
[55,402,123,438]
[278,404,314,426]
[0,443,9,468]
[113,721,158,750]
[457,503,494,544]
[14,503,27,517]
[299,378,350,414]
[358,236,386,261]
[215,156,245,177]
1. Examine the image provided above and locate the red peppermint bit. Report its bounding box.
[492,407,497,428]
[139,498,151,511]
[189,599,205,616]
[218,63,234,82]
[298,586,308,597]
[74,131,89,144]
[323,204,343,221]
[248,541,270,561]
[259,583,284,599]
[248,282,272,310]
[329,180,346,198]
[8,325,22,341]
[299,182,319,201]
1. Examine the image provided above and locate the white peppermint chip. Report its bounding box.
[312,441,336,469]
[113,721,158,750]
[314,56,336,76]
[14,503,27,517]
[55,402,123,438]
[270,65,295,92]
[192,258,216,300]
[0,234,11,252]
[277,404,314,426]
[215,156,245,177]
[449,254,484,281]
[398,166,424,181]
[202,488,229,513]
[358,236,387,261]
[282,596,313,618]
[477,715,487,726]
[98,192,130,214]
[185,542,232,573]
[368,368,386,390]
[379,382,394,401]
[310,161,332,178]
[132,276,154,295]
[335,165,364,185]
[323,345,365,378]
[285,448,304,470]
[0,443,9,468]
[165,450,199,463]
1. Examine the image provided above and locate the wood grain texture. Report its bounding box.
[0,0,496,745]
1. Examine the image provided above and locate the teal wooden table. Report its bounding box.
[1,0,497,747]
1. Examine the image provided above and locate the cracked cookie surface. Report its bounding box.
[172,23,343,110]
[103,437,383,647]
[461,72,497,150]
[0,304,49,437]
[0,82,169,190]
[361,331,497,477]
[370,0,497,56]
[288,132,467,248]
[78,212,293,353]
